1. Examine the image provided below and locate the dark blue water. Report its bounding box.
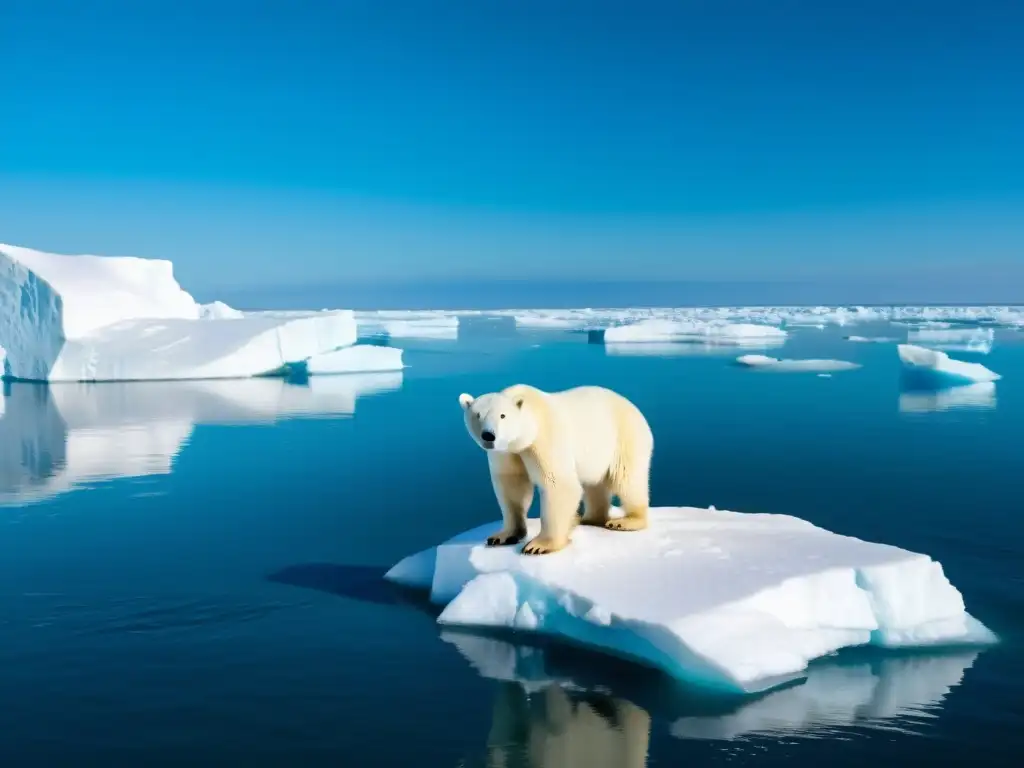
[2,323,1022,766]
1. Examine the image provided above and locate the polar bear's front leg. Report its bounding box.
[487,452,533,546]
[522,479,582,555]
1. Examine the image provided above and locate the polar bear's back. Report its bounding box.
[545,385,653,486]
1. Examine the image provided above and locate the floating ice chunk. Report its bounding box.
[604,319,787,345]
[899,382,997,413]
[386,506,994,695]
[736,354,861,372]
[0,372,402,505]
[42,311,356,382]
[356,310,459,339]
[846,335,898,343]
[199,300,244,320]
[907,327,994,354]
[305,344,404,374]
[897,344,1001,386]
[606,340,785,357]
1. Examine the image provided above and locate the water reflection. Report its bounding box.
[448,631,979,761]
[899,381,997,413]
[0,373,402,504]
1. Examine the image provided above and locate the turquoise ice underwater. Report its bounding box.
[2,316,1024,764]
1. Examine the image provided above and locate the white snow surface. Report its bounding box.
[603,319,787,345]
[199,300,244,320]
[306,344,404,374]
[897,344,1001,385]
[45,311,356,381]
[0,373,402,505]
[736,354,861,372]
[385,506,994,695]
[0,243,359,381]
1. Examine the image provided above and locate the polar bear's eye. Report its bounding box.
[500,413,505,419]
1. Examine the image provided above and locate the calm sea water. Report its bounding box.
[1,319,1022,766]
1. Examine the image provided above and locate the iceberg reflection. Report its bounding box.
[447,631,979,759]
[899,382,997,414]
[0,373,402,505]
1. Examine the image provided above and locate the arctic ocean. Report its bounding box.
[1,313,1023,766]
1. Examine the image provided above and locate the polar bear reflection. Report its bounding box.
[447,631,979,764]
[0,372,402,505]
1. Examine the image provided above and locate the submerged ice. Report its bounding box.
[387,506,994,695]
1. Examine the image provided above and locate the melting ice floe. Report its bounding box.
[0,243,401,381]
[386,506,995,695]
[445,632,981,744]
[906,327,995,354]
[898,344,1001,386]
[305,344,403,374]
[0,373,402,505]
[735,354,861,372]
[602,319,787,345]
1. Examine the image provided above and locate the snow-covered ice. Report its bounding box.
[605,339,784,357]
[897,344,1001,386]
[305,344,404,374]
[356,310,459,340]
[899,382,997,414]
[444,632,980,742]
[0,373,402,505]
[199,300,244,320]
[906,327,994,354]
[603,319,787,345]
[0,243,359,381]
[386,506,995,695]
[736,354,861,372]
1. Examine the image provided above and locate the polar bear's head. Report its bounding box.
[458,390,537,452]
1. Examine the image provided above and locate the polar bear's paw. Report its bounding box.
[486,529,526,546]
[522,536,568,555]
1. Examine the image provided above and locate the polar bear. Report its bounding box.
[458,384,654,555]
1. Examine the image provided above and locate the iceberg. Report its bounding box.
[0,243,358,381]
[305,344,404,374]
[606,340,784,357]
[735,354,861,372]
[899,382,997,414]
[603,319,787,345]
[0,373,402,505]
[906,327,994,354]
[446,632,980,744]
[356,310,459,340]
[846,335,898,343]
[387,506,994,695]
[897,344,1001,386]
[198,300,244,320]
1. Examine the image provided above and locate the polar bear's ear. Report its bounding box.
[515,398,524,408]
[458,393,475,409]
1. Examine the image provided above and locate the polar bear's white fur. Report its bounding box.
[458,384,654,555]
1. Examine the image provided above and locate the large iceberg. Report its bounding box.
[0,373,402,505]
[356,310,459,340]
[386,506,994,695]
[0,243,359,381]
[603,319,787,345]
[897,344,1001,386]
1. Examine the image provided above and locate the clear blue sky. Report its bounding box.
[1,0,1022,304]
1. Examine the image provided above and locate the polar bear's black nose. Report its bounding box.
[481,430,496,443]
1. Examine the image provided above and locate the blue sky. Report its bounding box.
[2,0,1022,303]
